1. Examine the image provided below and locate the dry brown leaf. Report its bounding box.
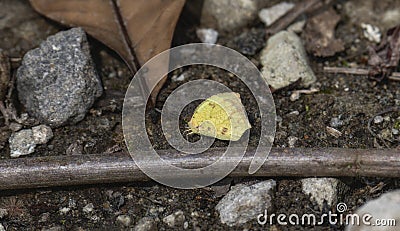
[29,0,185,104]
[303,7,344,57]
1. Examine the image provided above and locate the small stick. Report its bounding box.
[0,148,399,190]
[266,0,330,35]
[323,67,400,81]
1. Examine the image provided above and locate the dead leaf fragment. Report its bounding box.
[368,25,400,81]
[29,0,185,104]
[303,8,344,57]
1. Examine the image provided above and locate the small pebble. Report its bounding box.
[0,224,5,231]
[0,209,8,219]
[9,129,36,158]
[32,124,53,144]
[301,178,347,210]
[374,115,384,124]
[39,212,50,223]
[171,73,186,82]
[330,117,344,128]
[59,207,70,215]
[216,180,276,226]
[163,210,185,227]
[392,128,399,135]
[82,203,94,213]
[361,23,381,43]
[133,217,157,231]
[9,125,53,158]
[260,31,316,89]
[196,28,218,44]
[117,215,132,227]
[287,110,300,116]
[288,136,298,148]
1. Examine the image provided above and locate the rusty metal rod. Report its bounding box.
[0,148,399,190]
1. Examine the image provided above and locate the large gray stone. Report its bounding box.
[17,27,103,127]
[216,180,276,226]
[260,31,316,90]
[346,190,400,231]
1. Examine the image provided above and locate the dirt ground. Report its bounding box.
[0,0,399,230]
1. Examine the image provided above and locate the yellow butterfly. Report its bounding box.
[187,92,251,141]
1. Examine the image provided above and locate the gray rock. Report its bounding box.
[301,178,348,211]
[216,180,276,226]
[201,0,268,31]
[0,208,7,219]
[9,129,35,158]
[346,190,400,231]
[163,210,185,227]
[0,223,4,231]
[32,124,53,144]
[82,203,94,213]
[374,115,384,124]
[258,2,294,26]
[330,117,344,128]
[41,226,65,231]
[133,217,157,231]
[116,215,132,227]
[260,31,316,90]
[9,124,53,158]
[288,136,298,148]
[196,28,219,44]
[17,27,103,127]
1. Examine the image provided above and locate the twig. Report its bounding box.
[0,148,399,190]
[266,0,332,35]
[323,67,400,81]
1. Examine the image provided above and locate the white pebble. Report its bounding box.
[82,203,94,213]
[196,28,219,44]
[117,215,132,227]
[361,23,381,43]
[374,115,384,124]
